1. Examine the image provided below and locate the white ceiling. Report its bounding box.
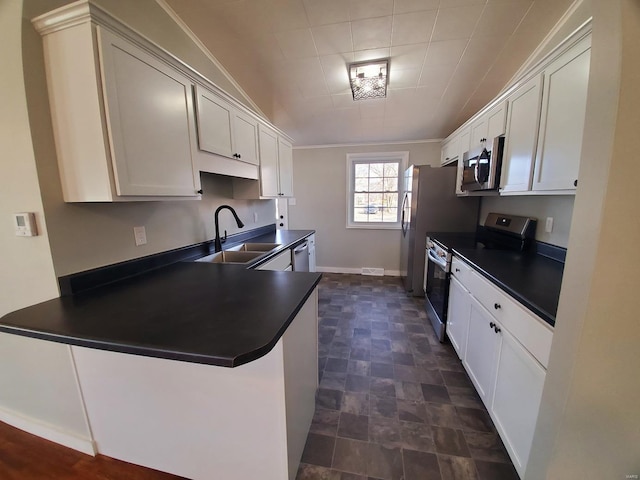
[164,0,574,146]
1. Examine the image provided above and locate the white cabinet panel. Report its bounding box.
[441,135,460,165]
[500,74,544,193]
[447,276,471,360]
[236,125,294,199]
[487,101,507,141]
[492,327,546,478]
[464,297,501,404]
[99,29,200,197]
[195,85,234,158]
[257,249,292,271]
[195,86,259,167]
[233,111,259,166]
[278,138,294,197]
[259,126,280,197]
[39,20,201,201]
[533,37,591,192]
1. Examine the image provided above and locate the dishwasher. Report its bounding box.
[292,240,310,272]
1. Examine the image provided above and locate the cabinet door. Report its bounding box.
[491,328,546,478]
[500,74,544,193]
[463,297,501,406]
[98,28,199,196]
[469,115,488,155]
[441,135,459,165]
[194,85,234,158]
[486,101,507,141]
[278,138,294,197]
[259,125,280,197]
[233,111,259,166]
[447,276,471,360]
[533,38,591,191]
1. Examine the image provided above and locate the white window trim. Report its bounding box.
[346,151,409,230]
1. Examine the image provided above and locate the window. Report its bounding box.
[346,152,408,229]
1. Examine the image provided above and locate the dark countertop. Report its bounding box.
[453,247,563,326]
[0,230,321,367]
[428,232,563,327]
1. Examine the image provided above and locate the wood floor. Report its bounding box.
[0,421,184,480]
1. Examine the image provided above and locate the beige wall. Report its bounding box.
[23,0,275,276]
[0,0,91,448]
[528,0,640,478]
[289,142,441,273]
[480,195,574,247]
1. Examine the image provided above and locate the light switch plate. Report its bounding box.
[134,226,147,246]
[545,217,554,233]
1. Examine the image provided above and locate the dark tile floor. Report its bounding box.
[296,273,519,480]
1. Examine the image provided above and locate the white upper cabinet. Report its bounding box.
[99,29,200,198]
[440,26,591,197]
[234,125,294,199]
[277,138,294,197]
[35,13,202,201]
[195,86,234,158]
[532,36,591,192]
[441,134,460,166]
[195,86,259,166]
[468,101,507,155]
[258,126,280,197]
[233,111,260,166]
[500,74,544,193]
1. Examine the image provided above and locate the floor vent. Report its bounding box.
[361,267,384,276]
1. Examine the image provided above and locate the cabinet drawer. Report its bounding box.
[451,256,472,289]
[256,249,291,271]
[466,270,553,368]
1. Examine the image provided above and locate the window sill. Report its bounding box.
[346,223,401,230]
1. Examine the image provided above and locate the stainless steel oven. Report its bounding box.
[424,237,451,342]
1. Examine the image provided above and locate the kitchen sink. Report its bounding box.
[227,243,281,252]
[195,250,263,264]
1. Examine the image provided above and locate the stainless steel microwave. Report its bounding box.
[460,136,505,192]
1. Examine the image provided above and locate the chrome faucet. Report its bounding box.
[214,205,244,252]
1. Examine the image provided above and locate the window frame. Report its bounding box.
[346,151,409,230]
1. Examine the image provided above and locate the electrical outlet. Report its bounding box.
[545,217,554,233]
[134,226,147,246]
[253,212,258,223]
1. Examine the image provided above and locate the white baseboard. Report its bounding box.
[0,406,96,455]
[317,266,401,277]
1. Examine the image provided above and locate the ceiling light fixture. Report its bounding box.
[348,59,389,101]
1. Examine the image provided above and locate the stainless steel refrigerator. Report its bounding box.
[400,165,479,295]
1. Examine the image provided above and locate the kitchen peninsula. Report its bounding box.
[0,231,321,480]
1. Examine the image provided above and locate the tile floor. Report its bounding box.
[296,273,519,480]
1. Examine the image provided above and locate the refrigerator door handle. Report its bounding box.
[401,193,408,235]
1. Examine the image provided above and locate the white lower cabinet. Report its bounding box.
[492,326,546,476]
[446,276,471,359]
[449,255,552,478]
[463,296,501,405]
[256,249,292,271]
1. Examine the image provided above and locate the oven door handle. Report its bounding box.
[427,249,448,270]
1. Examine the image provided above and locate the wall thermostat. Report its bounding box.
[14,213,38,237]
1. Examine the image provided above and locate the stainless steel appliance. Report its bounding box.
[460,136,505,192]
[424,237,453,341]
[425,213,537,342]
[400,165,479,295]
[293,240,310,272]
